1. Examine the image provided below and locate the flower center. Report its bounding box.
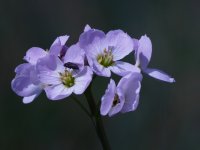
[97,48,114,67]
[59,70,75,87]
[112,94,120,107]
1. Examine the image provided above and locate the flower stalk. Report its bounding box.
[85,83,111,150]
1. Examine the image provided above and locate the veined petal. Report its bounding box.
[79,28,105,50]
[37,55,65,85]
[73,66,93,95]
[49,35,69,56]
[110,61,140,76]
[37,54,65,73]
[45,84,73,100]
[144,68,175,83]
[24,47,47,65]
[136,35,152,69]
[92,60,111,77]
[63,44,85,66]
[106,30,134,61]
[118,72,142,113]
[100,79,116,116]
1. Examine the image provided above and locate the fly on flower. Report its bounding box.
[11,35,69,103]
[36,49,92,100]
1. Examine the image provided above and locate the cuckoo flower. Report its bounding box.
[134,35,175,83]
[11,63,43,104]
[11,35,69,103]
[36,54,93,100]
[79,25,139,77]
[100,72,142,117]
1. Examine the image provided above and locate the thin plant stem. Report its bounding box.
[85,83,111,150]
[71,95,91,117]
[71,95,96,127]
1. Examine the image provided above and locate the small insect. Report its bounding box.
[64,62,79,70]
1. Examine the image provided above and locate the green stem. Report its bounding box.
[71,95,96,127]
[85,84,111,150]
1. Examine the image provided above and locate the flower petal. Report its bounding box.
[15,63,32,75]
[110,61,140,76]
[63,44,85,66]
[108,88,125,117]
[136,35,152,69]
[22,91,41,104]
[11,76,41,97]
[73,66,93,95]
[79,28,105,50]
[100,79,116,116]
[106,30,134,61]
[92,60,111,77]
[23,47,47,65]
[144,68,175,83]
[133,38,139,51]
[45,84,73,100]
[118,72,142,113]
[49,35,69,56]
[84,24,91,32]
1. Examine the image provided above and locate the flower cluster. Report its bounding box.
[11,25,175,116]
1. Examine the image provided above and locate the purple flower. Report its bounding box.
[36,54,93,100]
[79,25,139,77]
[134,35,175,83]
[12,35,69,103]
[11,62,43,104]
[100,72,142,117]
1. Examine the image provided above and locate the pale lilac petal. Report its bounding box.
[133,38,139,51]
[108,88,125,117]
[84,24,91,32]
[23,47,47,65]
[73,67,93,95]
[22,91,41,104]
[45,84,73,100]
[106,30,134,61]
[92,60,111,77]
[136,35,152,69]
[37,54,65,73]
[38,71,61,85]
[84,37,107,58]
[110,61,140,76]
[100,79,116,116]
[79,28,105,50]
[118,72,142,113]
[144,68,175,83]
[49,35,69,56]
[11,77,41,97]
[15,63,33,76]
[63,44,85,66]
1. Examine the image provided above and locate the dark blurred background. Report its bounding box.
[0,0,200,149]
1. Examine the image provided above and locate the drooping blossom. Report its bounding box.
[36,51,93,100]
[79,25,139,77]
[134,35,175,83]
[100,72,142,117]
[11,35,69,103]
